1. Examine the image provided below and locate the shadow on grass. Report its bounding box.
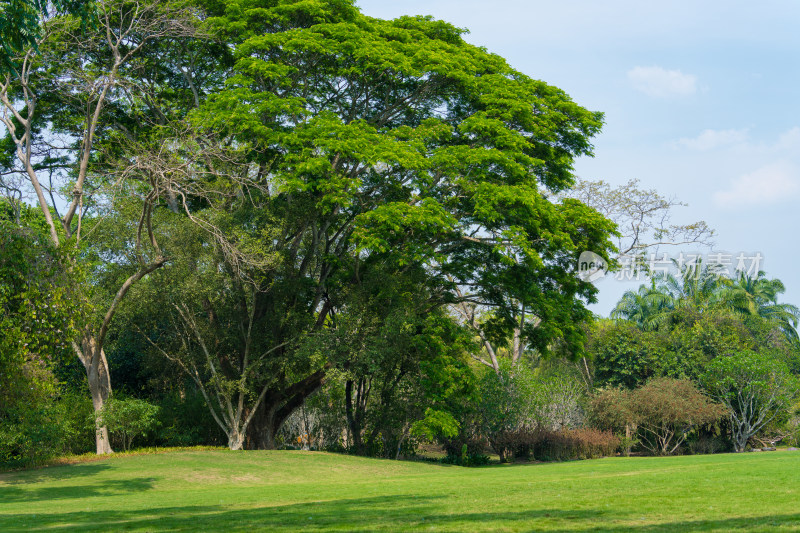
[0,462,156,504]
[0,475,156,503]
[3,492,798,532]
[0,463,113,484]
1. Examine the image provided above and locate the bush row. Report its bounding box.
[491,427,619,462]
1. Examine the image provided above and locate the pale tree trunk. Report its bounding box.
[75,337,114,454]
[228,430,245,451]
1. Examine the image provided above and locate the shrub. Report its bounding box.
[441,443,490,466]
[533,428,619,461]
[589,387,639,456]
[532,363,587,430]
[489,427,619,462]
[0,359,94,467]
[490,428,538,461]
[590,378,725,456]
[686,433,732,455]
[96,398,161,451]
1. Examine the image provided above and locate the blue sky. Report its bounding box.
[358,0,800,315]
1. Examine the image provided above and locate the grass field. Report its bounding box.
[2,450,800,532]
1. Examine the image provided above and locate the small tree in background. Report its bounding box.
[478,362,540,461]
[702,350,799,452]
[591,378,725,456]
[633,378,726,455]
[97,398,160,452]
[590,387,638,456]
[533,362,587,431]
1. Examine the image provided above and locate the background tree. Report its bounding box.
[718,271,800,342]
[702,350,799,452]
[632,377,724,455]
[568,178,714,267]
[0,0,94,73]
[585,320,670,389]
[0,0,207,453]
[592,378,724,456]
[611,259,724,329]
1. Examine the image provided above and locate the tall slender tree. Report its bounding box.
[0,0,204,453]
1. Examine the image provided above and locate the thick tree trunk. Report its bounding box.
[246,370,327,449]
[228,430,245,451]
[79,337,114,455]
[733,420,750,452]
[247,403,281,450]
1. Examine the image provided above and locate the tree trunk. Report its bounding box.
[345,379,365,454]
[79,337,114,455]
[228,430,245,451]
[733,420,749,452]
[247,402,281,450]
[245,371,327,449]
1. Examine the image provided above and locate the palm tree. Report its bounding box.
[717,271,800,342]
[611,279,673,330]
[612,259,725,330]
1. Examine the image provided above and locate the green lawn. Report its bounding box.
[1,450,800,532]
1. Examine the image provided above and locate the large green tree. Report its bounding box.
[149,0,615,447]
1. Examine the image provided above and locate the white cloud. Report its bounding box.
[776,127,800,151]
[627,66,697,98]
[713,162,800,208]
[677,128,748,151]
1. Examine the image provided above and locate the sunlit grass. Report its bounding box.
[2,449,799,531]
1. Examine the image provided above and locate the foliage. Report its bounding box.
[0,220,81,373]
[717,271,800,342]
[600,271,799,389]
[470,426,618,462]
[531,360,587,430]
[632,378,725,455]
[477,362,538,460]
[537,428,619,461]
[0,367,94,467]
[612,261,798,344]
[0,217,91,467]
[96,398,161,452]
[589,387,637,432]
[0,0,95,73]
[411,409,460,442]
[439,443,490,467]
[702,350,799,452]
[587,320,670,389]
[591,378,725,456]
[475,358,591,460]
